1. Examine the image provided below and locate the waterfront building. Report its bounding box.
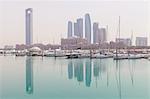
[85,13,91,43]
[116,38,132,46]
[136,37,148,46]
[93,22,99,44]
[67,21,73,38]
[61,37,88,48]
[95,28,107,44]
[74,22,78,37]
[4,45,14,50]
[26,8,33,46]
[99,28,107,44]
[77,18,83,38]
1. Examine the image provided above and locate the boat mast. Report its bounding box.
[118,16,121,54]
[116,16,120,58]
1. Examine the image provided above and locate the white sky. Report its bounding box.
[0,0,149,47]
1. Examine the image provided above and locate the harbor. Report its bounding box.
[0,47,150,60]
[0,1,150,99]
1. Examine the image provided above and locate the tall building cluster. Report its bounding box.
[67,13,107,44]
[24,8,148,47]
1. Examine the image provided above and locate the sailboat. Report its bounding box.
[113,16,128,60]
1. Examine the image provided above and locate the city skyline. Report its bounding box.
[0,0,149,47]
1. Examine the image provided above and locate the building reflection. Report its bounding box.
[74,60,84,82]
[68,59,107,87]
[26,56,33,94]
[85,60,92,87]
[68,61,73,79]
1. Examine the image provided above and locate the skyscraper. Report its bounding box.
[93,22,99,44]
[74,22,78,37]
[67,21,72,38]
[99,28,107,43]
[85,13,91,43]
[77,18,83,38]
[26,8,33,45]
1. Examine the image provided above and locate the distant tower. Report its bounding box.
[85,13,91,43]
[100,28,107,43]
[26,8,33,45]
[97,28,107,44]
[77,18,83,38]
[74,22,78,37]
[67,21,72,38]
[93,22,99,44]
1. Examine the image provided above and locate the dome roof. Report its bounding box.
[29,47,42,52]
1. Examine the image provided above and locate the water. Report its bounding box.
[0,56,150,99]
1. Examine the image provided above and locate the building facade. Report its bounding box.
[77,18,83,38]
[93,22,99,44]
[136,37,147,46]
[74,22,78,37]
[85,13,91,43]
[99,28,107,44]
[26,8,33,46]
[67,21,72,38]
[116,38,132,46]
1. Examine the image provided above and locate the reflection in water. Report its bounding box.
[85,60,92,87]
[68,59,108,87]
[67,59,136,99]
[115,60,122,99]
[93,60,100,88]
[68,61,73,79]
[128,60,135,86]
[74,60,84,82]
[26,56,33,94]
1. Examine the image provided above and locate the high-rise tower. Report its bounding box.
[26,8,33,45]
[85,13,91,43]
[67,21,72,38]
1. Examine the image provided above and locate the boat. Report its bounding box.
[128,54,143,59]
[79,53,90,58]
[54,49,66,57]
[91,53,112,59]
[66,52,81,59]
[15,52,26,56]
[43,50,55,57]
[113,54,128,60]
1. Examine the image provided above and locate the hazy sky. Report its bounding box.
[0,0,149,47]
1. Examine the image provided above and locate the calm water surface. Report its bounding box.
[0,56,150,99]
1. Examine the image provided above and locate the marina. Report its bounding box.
[0,1,149,99]
[1,48,150,60]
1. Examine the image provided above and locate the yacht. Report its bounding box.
[128,54,142,59]
[43,50,55,57]
[91,53,113,59]
[113,54,128,60]
[66,52,81,59]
